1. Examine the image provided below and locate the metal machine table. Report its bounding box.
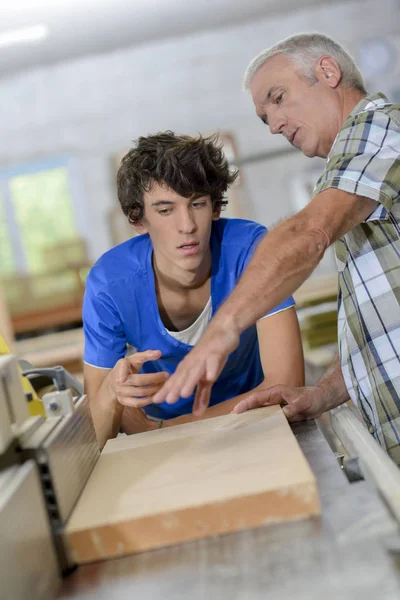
[59,421,400,600]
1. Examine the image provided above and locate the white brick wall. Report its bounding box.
[0,0,399,261]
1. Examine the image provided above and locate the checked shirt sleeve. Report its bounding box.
[313,108,400,221]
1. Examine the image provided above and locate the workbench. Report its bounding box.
[58,420,400,600]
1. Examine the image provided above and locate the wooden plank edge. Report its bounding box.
[65,481,320,564]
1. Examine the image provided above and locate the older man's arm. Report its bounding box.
[153,188,376,413]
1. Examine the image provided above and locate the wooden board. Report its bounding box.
[293,274,338,308]
[15,328,84,374]
[65,406,320,564]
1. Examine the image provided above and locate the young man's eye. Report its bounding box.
[192,201,207,208]
[275,93,284,104]
[158,208,172,215]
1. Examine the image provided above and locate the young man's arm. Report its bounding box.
[162,306,304,426]
[85,350,168,449]
[85,364,123,448]
[256,306,304,389]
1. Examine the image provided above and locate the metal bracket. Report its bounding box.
[42,389,74,418]
[339,455,365,483]
[331,405,400,524]
[21,365,84,397]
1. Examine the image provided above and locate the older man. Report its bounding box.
[153,33,400,465]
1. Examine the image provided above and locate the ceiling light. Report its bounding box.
[0,25,48,49]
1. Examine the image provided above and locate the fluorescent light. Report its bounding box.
[0,25,48,49]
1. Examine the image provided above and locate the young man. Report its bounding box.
[83,131,304,448]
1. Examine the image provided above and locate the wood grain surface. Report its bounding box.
[65,406,320,563]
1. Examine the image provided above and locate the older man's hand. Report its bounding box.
[153,323,241,415]
[232,384,328,422]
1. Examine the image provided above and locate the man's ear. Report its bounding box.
[132,219,148,235]
[314,55,342,89]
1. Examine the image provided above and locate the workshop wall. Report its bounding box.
[0,0,399,262]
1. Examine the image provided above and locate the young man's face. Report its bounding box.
[135,182,219,278]
[250,53,340,159]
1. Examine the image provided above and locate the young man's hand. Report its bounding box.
[108,350,169,408]
[232,384,329,422]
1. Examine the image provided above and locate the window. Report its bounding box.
[0,189,15,275]
[0,158,87,275]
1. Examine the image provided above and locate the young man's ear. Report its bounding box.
[212,206,222,220]
[132,219,148,235]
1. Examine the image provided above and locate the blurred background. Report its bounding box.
[0,0,399,381]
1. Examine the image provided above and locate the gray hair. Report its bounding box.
[243,33,366,94]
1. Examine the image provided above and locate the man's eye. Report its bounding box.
[275,93,284,104]
[192,202,206,208]
[158,209,172,215]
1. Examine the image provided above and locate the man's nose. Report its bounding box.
[269,114,285,135]
[178,209,197,233]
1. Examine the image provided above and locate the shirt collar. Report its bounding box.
[326,93,391,161]
[349,92,390,118]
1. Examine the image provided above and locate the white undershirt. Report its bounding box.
[167,297,212,346]
[166,297,292,346]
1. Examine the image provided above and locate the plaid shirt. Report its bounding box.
[313,93,400,465]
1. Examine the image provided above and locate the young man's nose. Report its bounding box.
[178,209,197,233]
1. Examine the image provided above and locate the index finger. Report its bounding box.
[128,349,161,367]
[232,386,288,414]
[123,371,169,386]
[153,359,206,404]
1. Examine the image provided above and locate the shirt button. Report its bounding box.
[174,341,179,347]
[162,330,167,336]
[368,425,375,434]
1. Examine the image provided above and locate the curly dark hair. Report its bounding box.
[117,131,238,224]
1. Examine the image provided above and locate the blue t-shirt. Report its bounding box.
[83,218,295,419]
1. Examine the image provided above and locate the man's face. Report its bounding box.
[250,54,340,158]
[135,182,219,278]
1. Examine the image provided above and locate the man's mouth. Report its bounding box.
[177,242,199,256]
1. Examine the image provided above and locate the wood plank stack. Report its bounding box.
[294,274,338,363]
